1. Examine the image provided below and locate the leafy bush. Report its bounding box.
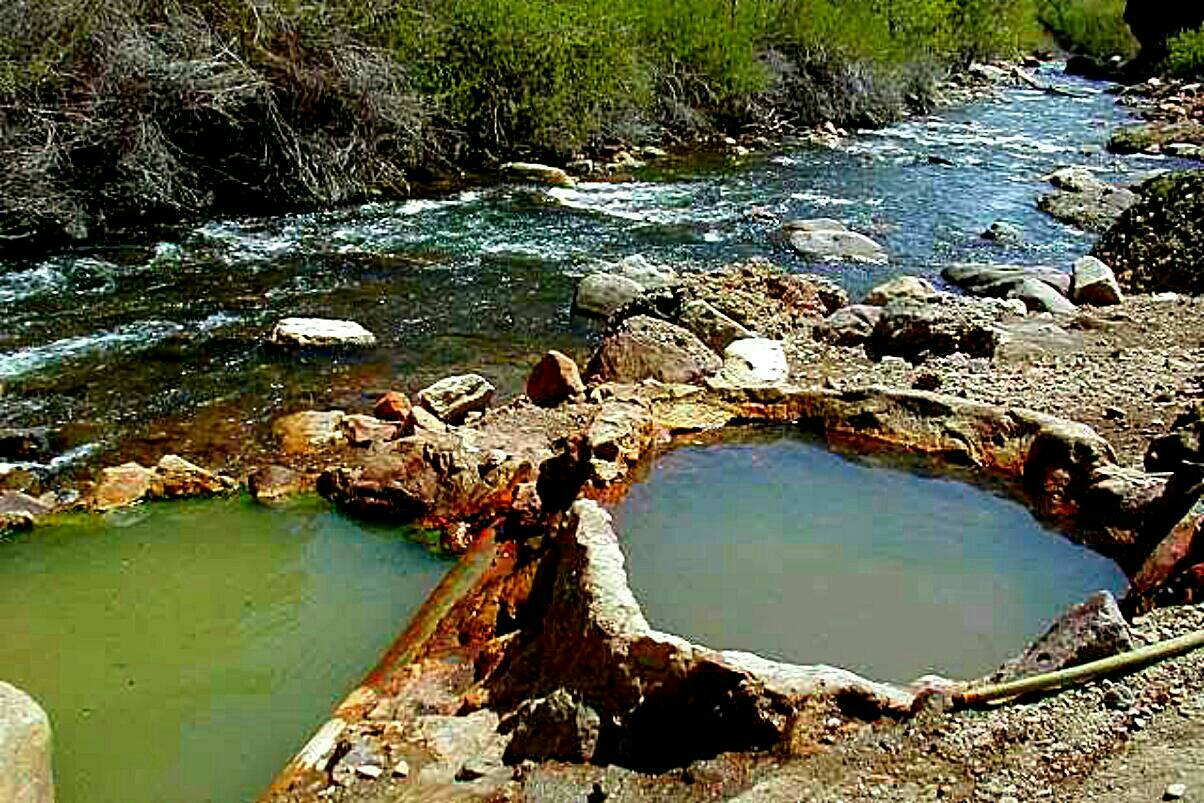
[1037,0,1137,58]
[1163,26,1204,78]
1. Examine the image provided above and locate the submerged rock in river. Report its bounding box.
[274,411,347,455]
[1038,167,1136,233]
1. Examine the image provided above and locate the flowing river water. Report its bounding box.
[0,65,1175,802]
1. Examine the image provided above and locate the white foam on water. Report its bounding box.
[0,320,185,379]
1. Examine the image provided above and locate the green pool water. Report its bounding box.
[614,431,1129,682]
[0,497,449,803]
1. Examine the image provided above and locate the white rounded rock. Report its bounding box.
[270,318,377,348]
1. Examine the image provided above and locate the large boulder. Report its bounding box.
[270,318,376,348]
[1011,277,1076,315]
[983,591,1133,684]
[573,256,680,320]
[1092,170,1204,295]
[677,299,755,352]
[502,689,601,764]
[1145,405,1204,473]
[782,219,888,264]
[870,299,1001,362]
[0,682,53,803]
[942,263,1072,298]
[1038,168,1137,233]
[417,374,496,424]
[273,410,347,455]
[1072,256,1124,306]
[817,305,883,346]
[586,316,721,385]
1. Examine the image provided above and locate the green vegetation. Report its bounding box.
[0,0,1061,249]
[1037,0,1137,59]
[1163,26,1204,78]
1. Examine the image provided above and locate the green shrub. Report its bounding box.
[1163,25,1204,78]
[1037,0,1137,58]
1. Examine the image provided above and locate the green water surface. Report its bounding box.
[0,497,449,803]
[614,432,1129,683]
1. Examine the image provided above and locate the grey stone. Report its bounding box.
[1009,277,1076,315]
[861,276,937,307]
[417,374,496,424]
[1165,783,1187,800]
[1038,168,1137,233]
[942,263,1072,298]
[982,221,1023,243]
[783,220,888,264]
[0,682,53,803]
[871,300,1001,363]
[678,300,754,352]
[414,710,509,786]
[0,492,52,519]
[818,305,882,346]
[1072,256,1123,306]
[574,273,645,320]
[270,318,376,348]
[586,316,721,385]
[503,688,601,764]
[720,338,788,385]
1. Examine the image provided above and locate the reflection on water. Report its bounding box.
[0,498,449,803]
[613,432,1128,682]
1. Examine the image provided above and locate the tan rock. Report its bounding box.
[155,455,236,499]
[94,462,157,511]
[273,411,347,455]
[417,374,495,424]
[0,682,54,803]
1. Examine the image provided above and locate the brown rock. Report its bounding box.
[373,391,414,425]
[94,463,157,511]
[984,590,1133,684]
[249,465,301,504]
[586,315,721,385]
[343,414,402,447]
[273,411,347,455]
[526,351,585,408]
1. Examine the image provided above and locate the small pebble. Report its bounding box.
[392,758,410,778]
[1164,783,1187,801]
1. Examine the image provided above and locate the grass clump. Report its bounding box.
[0,0,1045,251]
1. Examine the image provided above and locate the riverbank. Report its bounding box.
[250,259,1204,802]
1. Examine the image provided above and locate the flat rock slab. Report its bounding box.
[721,338,788,385]
[270,318,377,348]
[784,221,888,264]
[417,374,496,424]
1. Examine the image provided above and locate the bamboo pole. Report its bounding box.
[955,629,1204,709]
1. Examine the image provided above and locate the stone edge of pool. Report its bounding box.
[255,373,1201,801]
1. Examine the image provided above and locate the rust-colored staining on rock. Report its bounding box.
[526,351,585,408]
[372,391,414,426]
